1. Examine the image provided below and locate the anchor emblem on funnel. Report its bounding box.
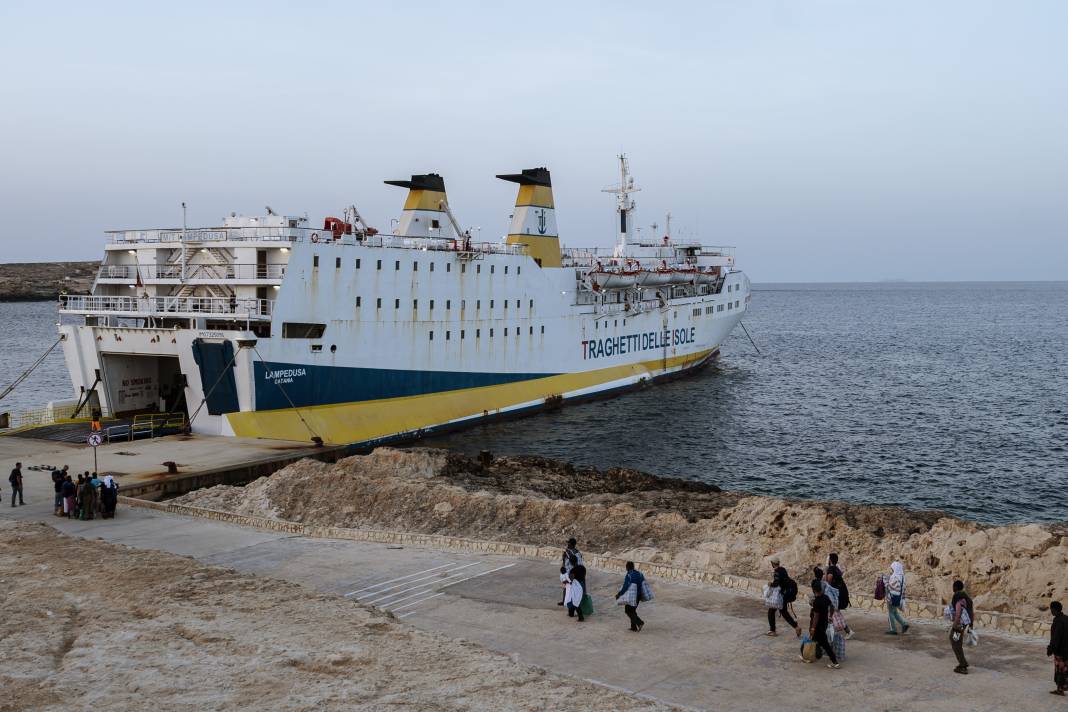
[536,209,547,235]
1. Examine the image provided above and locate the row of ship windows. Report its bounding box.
[357,297,534,310]
[429,325,546,341]
[314,256,518,276]
[693,300,742,316]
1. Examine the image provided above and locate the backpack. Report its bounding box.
[781,575,798,604]
[874,576,886,601]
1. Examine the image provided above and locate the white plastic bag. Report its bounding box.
[763,585,783,610]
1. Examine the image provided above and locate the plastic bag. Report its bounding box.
[764,585,784,610]
[801,634,818,662]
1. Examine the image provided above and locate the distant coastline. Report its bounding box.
[0,261,97,302]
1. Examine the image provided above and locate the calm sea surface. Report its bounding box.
[3,283,1066,524]
[426,282,1068,525]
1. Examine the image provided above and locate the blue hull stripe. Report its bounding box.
[254,361,557,410]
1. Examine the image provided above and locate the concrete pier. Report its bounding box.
[0,430,340,499]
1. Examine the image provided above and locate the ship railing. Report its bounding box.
[60,294,274,319]
[97,263,286,281]
[361,233,527,256]
[108,227,316,244]
[562,245,736,266]
[0,402,112,432]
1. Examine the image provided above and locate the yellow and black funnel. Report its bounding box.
[496,167,560,267]
[384,173,450,237]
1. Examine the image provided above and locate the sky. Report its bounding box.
[1,1,1066,282]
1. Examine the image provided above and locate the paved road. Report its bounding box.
[2,497,1062,711]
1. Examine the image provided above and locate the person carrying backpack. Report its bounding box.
[766,557,801,637]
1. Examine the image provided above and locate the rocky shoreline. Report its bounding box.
[0,261,97,301]
[173,447,1068,623]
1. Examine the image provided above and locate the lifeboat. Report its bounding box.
[636,261,675,287]
[589,262,639,290]
[693,266,720,284]
[669,266,699,284]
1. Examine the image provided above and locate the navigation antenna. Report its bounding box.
[602,154,640,254]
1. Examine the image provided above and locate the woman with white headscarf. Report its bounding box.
[885,561,910,635]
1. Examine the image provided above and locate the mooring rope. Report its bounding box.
[0,336,63,402]
[251,344,320,443]
[740,321,762,356]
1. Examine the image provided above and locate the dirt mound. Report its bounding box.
[0,520,662,711]
[175,447,1068,619]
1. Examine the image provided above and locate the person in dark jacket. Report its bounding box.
[61,475,76,517]
[767,557,801,637]
[805,580,840,669]
[9,462,24,506]
[949,580,975,674]
[615,562,646,632]
[1049,601,1068,695]
[52,466,67,515]
[827,553,851,610]
[559,538,583,605]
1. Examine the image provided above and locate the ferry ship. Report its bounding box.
[58,157,751,445]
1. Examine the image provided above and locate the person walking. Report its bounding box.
[826,553,854,638]
[8,462,24,506]
[560,538,583,606]
[767,557,801,637]
[949,579,975,674]
[824,568,855,640]
[803,580,840,669]
[565,570,585,622]
[615,561,646,632]
[886,561,911,635]
[1047,600,1067,695]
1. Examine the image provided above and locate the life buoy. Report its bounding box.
[310,233,320,243]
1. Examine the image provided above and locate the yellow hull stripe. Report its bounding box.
[227,349,714,444]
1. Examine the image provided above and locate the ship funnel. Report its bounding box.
[384,173,455,237]
[496,167,561,268]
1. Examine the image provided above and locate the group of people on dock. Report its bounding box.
[557,538,651,632]
[765,553,1068,693]
[765,553,862,670]
[5,462,120,520]
[49,465,119,520]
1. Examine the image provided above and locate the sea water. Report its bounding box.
[4,283,1066,524]
[425,282,1068,525]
